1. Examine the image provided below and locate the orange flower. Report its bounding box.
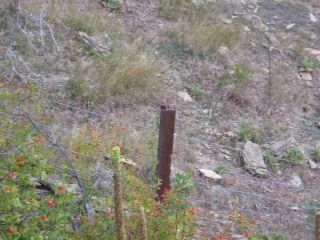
[154,210,161,216]
[16,156,24,164]
[131,213,140,219]
[32,136,41,143]
[243,231,250,238]
[238,215,244,224]
[188,208,197,215]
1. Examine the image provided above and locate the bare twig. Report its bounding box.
[24,113,89,214]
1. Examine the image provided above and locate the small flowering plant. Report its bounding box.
[227,211,261,239]
[0,120,76,239]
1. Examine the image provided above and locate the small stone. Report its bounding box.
[304,48,320,55]
[224,131,237,139]
[199,169,223,182]
[306,81,313,88]
[243,26,250,32]
[220,16,232,24]
[289,173,303,188]
[300,71,313,81]
[309,159,318,169]
[286,23,296,30]
[218,46,229,55]
[177,91,193,102]
[310,13,318,23]
[290,206,300,211]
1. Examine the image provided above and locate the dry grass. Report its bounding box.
[158,0,196,20]
[169,21,240,57]
[66,40,164,106]
[62,3,107,34]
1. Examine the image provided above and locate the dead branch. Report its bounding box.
[24,113,89,214]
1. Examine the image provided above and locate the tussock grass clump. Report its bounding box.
[62,3,107,34]
[169,22,240,57]
[158,0,196,20]
[283,147,304,164]
[66,41,164,106]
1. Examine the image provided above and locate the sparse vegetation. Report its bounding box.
[103,0,121,10]
[283,147,304,164]
[300,56,319,70]
[169,23,239,57]
[190,86,204,97]
[235,123,264,144]
[63,3,107,33]
[214,164,230,174]
[1,0,318,239]
[66,41,163,106]
[158,0,195,20]
[264,151,279,166]
[314,147,320,162]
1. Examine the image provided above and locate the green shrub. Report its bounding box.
[233,63,252,92]
[300,56,318,70]
[214,164,230,174]
[0,92,197,239]
[235,123,264,144]
[314,148,320,162]
[103,0,121,10]
[283,147,304,164]
[264,151,278,166]
[190,86,204,97]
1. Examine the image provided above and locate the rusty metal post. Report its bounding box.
[316,212,320,240]
[156,105,176,201]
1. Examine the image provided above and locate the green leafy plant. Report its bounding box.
[300,56,318,70]
[314,148,320,162]
[214,164,230,174]
[233,63,251,92]
[283,147,304,164]
[103,0,121,10]
[235,123,264,144]
[191,86,204,97]
[264,151,278,166]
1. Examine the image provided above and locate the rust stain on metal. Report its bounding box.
[316,212,320,240]
[156,105,176,201]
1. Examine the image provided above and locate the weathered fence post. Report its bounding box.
[156,105,176,201]
[316,212,320,240]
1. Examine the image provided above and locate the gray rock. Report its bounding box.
[309,159,318,169]
[199,169,223,182]
[310,13,318,23]
[177,91,193,102]
[243,141,269,177]
[269,137,298,156]
[298,144,314,163]
[289,173,303,188]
